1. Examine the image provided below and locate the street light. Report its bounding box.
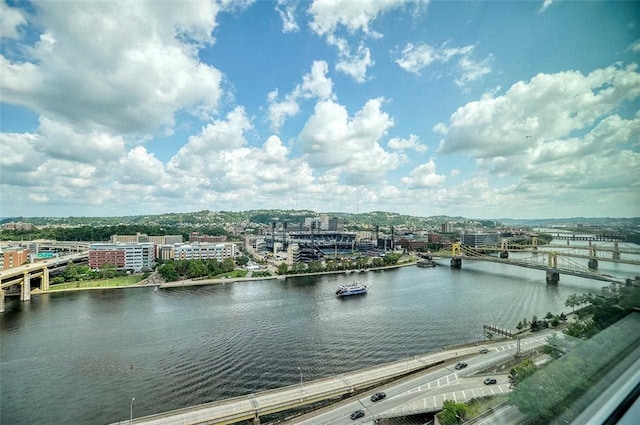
[298,367,303,402]
[130,397,135,424]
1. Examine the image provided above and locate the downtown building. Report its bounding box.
[461,232,500,247]
[89,242,156,272]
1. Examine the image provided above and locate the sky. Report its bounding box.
[1,0,639,220]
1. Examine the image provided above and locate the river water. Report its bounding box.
[1,244,638,425]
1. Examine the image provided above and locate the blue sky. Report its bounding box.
[1,0,639,219]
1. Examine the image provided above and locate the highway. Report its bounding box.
[119,331,552,425]
[285,332,552,425]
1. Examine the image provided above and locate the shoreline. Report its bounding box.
[35,260,418,294]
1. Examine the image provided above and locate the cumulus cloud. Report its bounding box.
[0,0,223,134]
[0,0,26,39]
[395,42,491,87]
[308,0,413,36]
[307,0,424,82]
[388,134,427,152]
[267,60,333,131]
[299,97,405,183]
[400,159,445,188]
[436,64,640,211]
[438,63,640,158]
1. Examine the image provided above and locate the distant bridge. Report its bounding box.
[434,243,637,284]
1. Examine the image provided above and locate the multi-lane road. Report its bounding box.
[286,333,552,425]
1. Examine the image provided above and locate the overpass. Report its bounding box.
[0,252,88,312]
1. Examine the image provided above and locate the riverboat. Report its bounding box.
[335,282,368,297]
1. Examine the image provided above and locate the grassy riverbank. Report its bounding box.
[46,275,144,291]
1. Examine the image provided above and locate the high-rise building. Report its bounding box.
[461,232,499,247]
[441,222,453,233]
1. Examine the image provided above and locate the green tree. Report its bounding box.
[158,262,179,281]
[237,255,250,266]
[437,400,469,425]
[101,263,117,279]
[277,263,289,275]
[187,260,207,279]
[63,263,78,281]
[530,315,540,332]
[222,258,235,273]
[545,311,554,320]
[508,359,537,388]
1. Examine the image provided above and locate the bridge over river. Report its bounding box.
[433,243,639,285]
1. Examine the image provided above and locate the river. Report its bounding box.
[1,244,638,424]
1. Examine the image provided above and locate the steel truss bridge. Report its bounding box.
[435,242,639,284]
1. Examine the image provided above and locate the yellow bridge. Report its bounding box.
[437,240,638,284]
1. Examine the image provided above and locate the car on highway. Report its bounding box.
[370,392,386,402]
[484,378,497,385]
[350,409,365,420]
[454,362,468,370]
[479,348,489,354]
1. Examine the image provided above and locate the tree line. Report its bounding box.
[157,258,236,281]
[0,224,227,242]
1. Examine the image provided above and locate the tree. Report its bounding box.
[237,255,250,266]
[565,294,580,312]
[277,263,288,275]
[516,321,523,331]
[101,263,117,279]
[545,311,554,320]
[530,315,540,332]
[508,359,537,388]
[437,400,469,425]
[158,262,179,281]
[222,258,235,273]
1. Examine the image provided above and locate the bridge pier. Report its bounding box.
[613,241,620,260]
[450,258,462,268]
[251,416,260,425]
[546,271,560,285]
[0,289,4,313]
[40,267,50,291]
[21,272,31,301]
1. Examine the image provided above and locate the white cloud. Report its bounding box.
[400,159,445,188]
[335,43,373,83]
[267,61,333,131]
[628,39,640,52]
[308,0,414,36]
[299,98,404,182]
[0,0,223,134]
[307,0,425,82]
[35,117,126,163]
[388,134,427,152]
[439,64,640,158]
[395,42,491,87]
[539,0,553,14]
[276,0,299,33]
[0,0,26,39]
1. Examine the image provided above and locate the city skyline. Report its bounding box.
[1,0,639,219]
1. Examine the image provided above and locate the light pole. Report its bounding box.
[130,397,135,424]
[298,367,303,402]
